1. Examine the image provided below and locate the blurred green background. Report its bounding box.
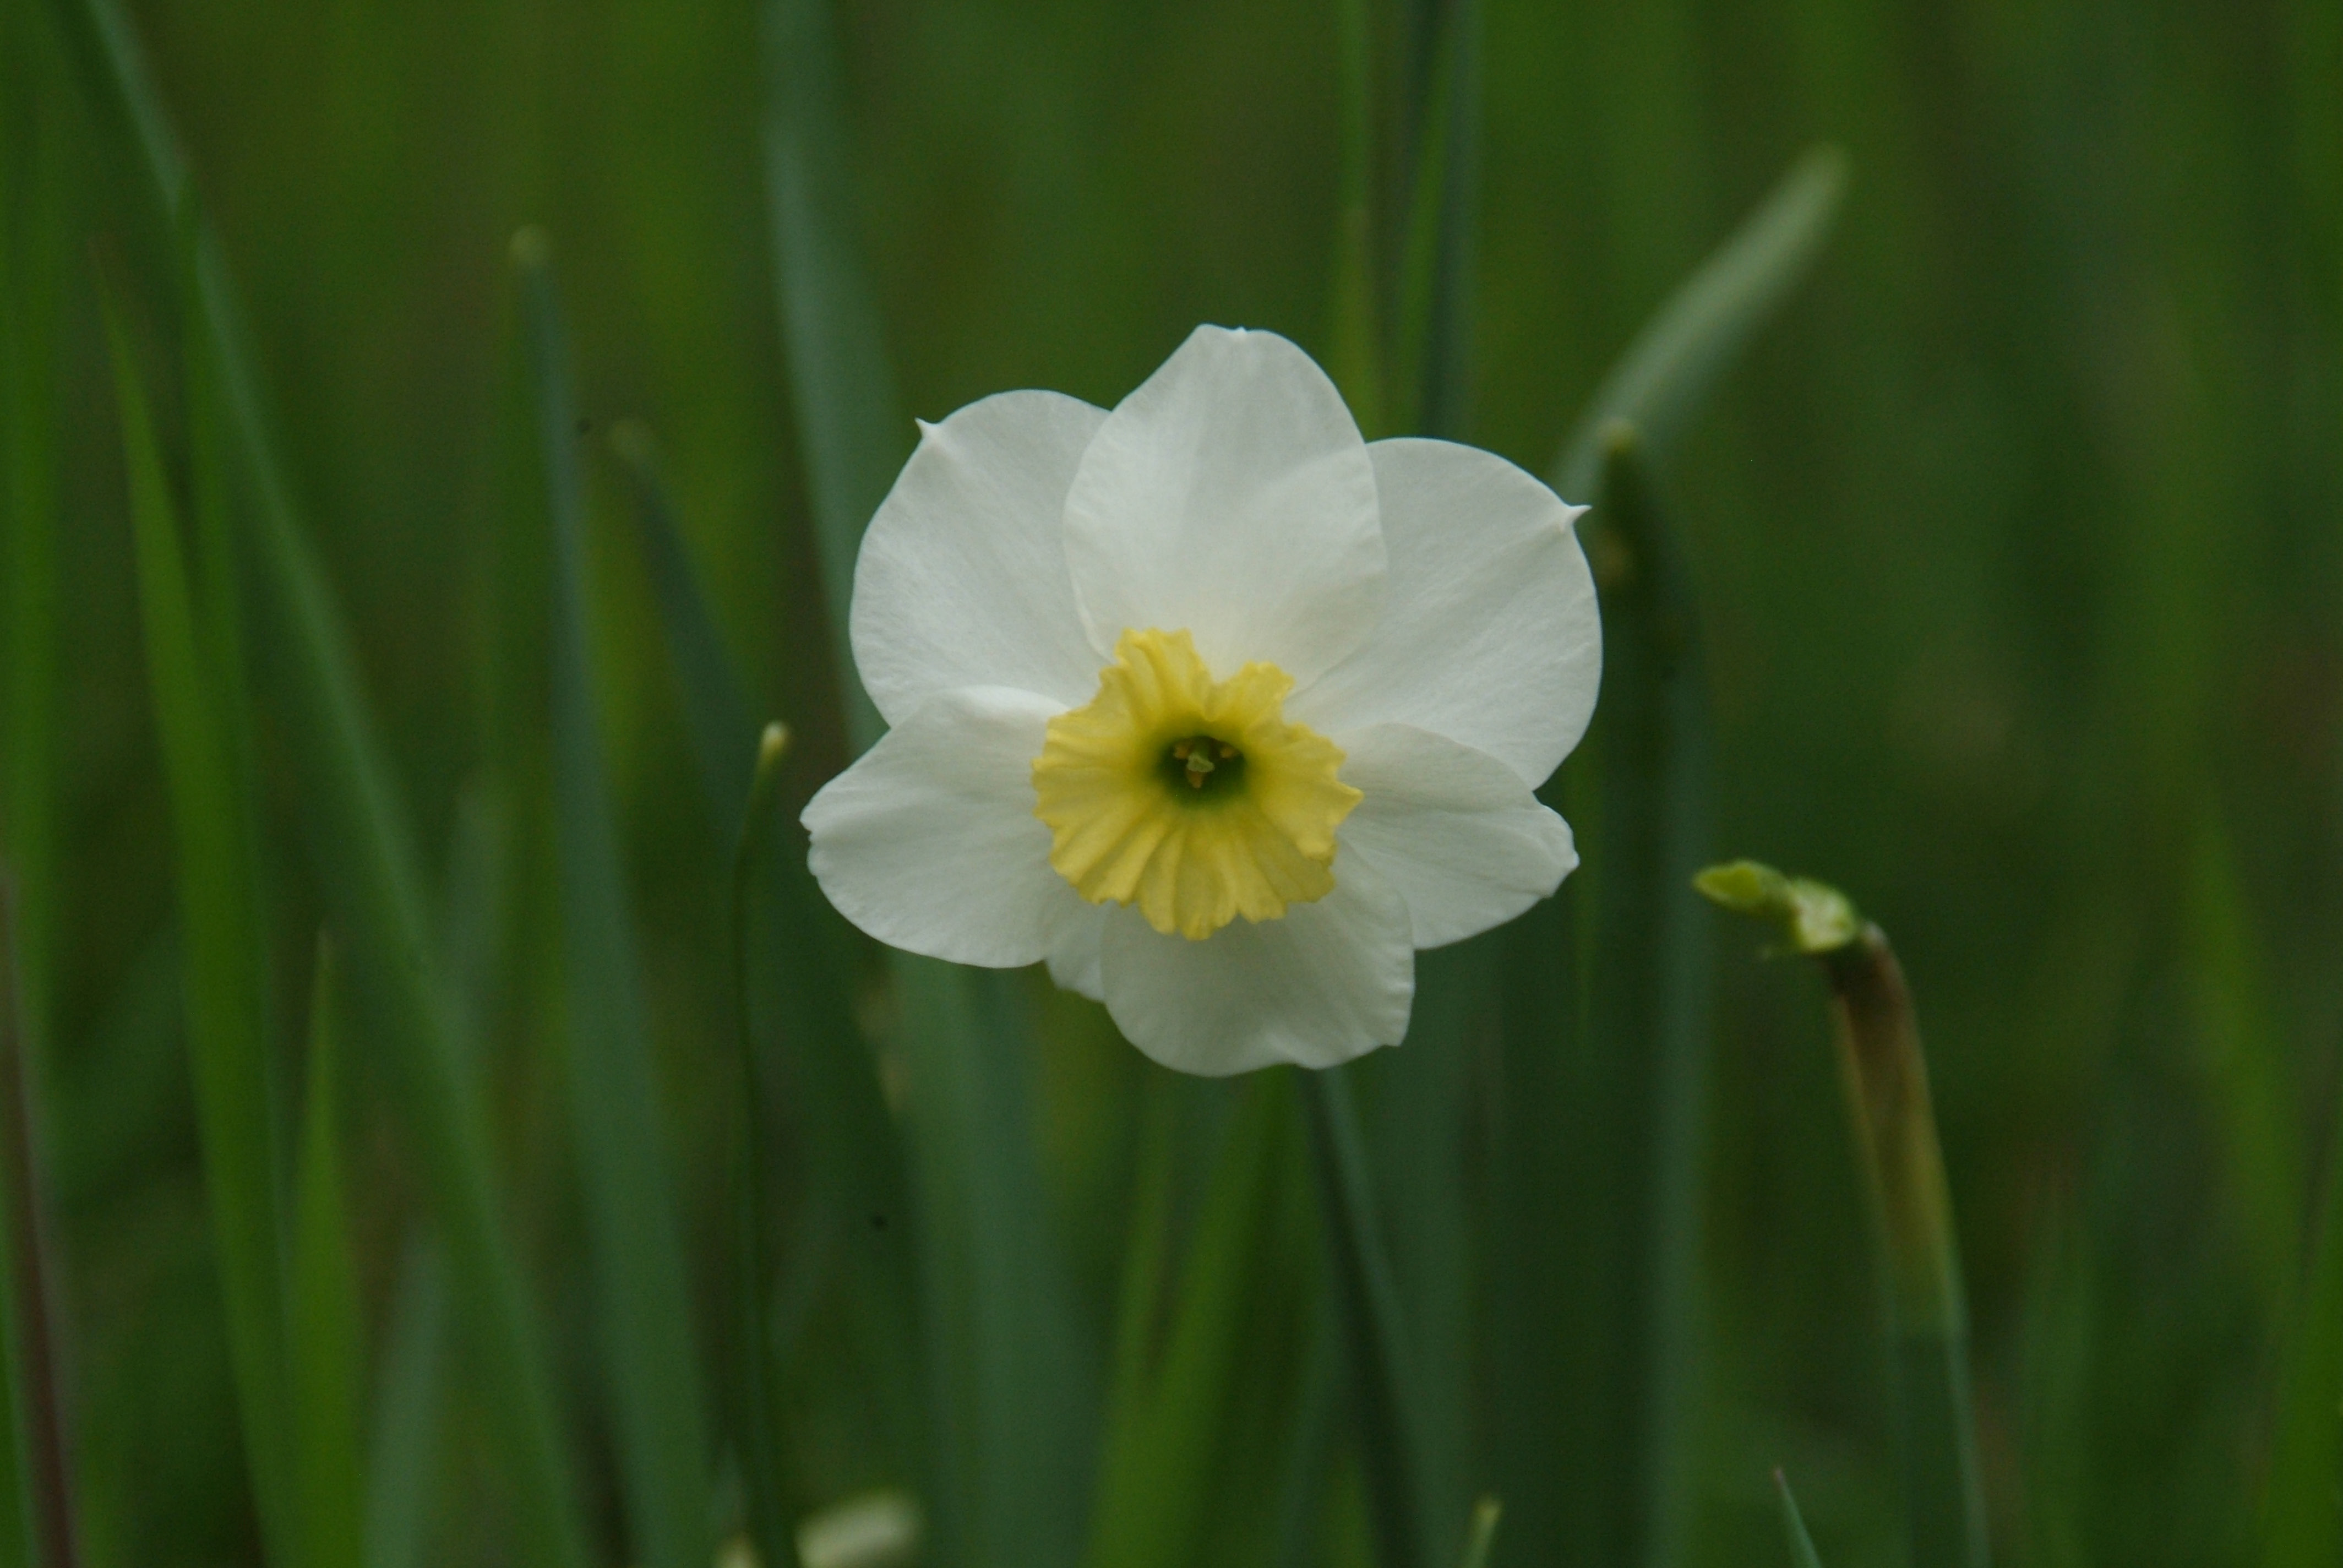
[2,0,2338,1565]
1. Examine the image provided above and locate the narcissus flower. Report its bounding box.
[804,325,1599,1074]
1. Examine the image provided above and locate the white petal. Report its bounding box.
[1044,904,1108,1001]
[1290,438,1599,788]
[1098,852,1414,1075]
[851,391,1110,725]
[1336,723,1578,948]
[1062,325,1385,684]
[803,686,1088,969]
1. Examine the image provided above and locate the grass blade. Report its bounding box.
[1554,147,1848,499]
[1485,870,1577,1568]
[0,26,63,1563]
[51,6,596,1559]
[608,422,758,827]
[611,413,926,1484]
[290,941,366,1568]
[1325,0,1385,435]
[1085,1074,1303,1568]
[1543,429,1712,1568]
[1,0,63,1079]
[2183,809,2302,1298]
[363,1239,450,1568]
[513,231,713,1568]
[1774,1470,1825,1568]
[891,958,1096,1568]
[0,885,71,1568]
[105,285,300,1568]
[1301,1066,1431,1568]
[761,0,906,754]
[2263,1102,2343,1566]
[731,725,793,1568]
[1392,0,1480,440]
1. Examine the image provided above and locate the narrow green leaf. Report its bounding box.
[0,24,63,1561]
[731,724,793,1568]
[760,0,906,754]
[1773,1471,1825,1568]
[513,230,712,1568]
[1540,428,1713,1568]
[105,284,301,1568]
[1554,147,1848,499]
[290,940,366,1568]
[53,6,594,1560]
[1,0,63,1084]
[1269,1308,1339,1568]
[0,886,70,1568]
[1301,1066,1431,1568]
[1086,1075,1295,1568]
[608,422,758,828]
[1324,0,1385,435]
[612,412,924,1482]
[2183,808,2302,1298]
[1487,870,1579,1568]
[1356,949,1478,1554]
[2263,1108,2343,1566]
[891,957,1097,1568]
[364,1238,450,1568]
[1391,0,1480,439]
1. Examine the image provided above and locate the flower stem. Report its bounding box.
[1698,864,1990,1568]
[731,724,794,1568]
[1300,1066,1427,1568]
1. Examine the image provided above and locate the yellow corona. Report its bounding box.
[1032,628,1361,939]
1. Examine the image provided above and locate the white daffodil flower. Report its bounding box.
[803,325,1600,1075]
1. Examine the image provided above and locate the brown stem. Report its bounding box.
[1822,927,1964,1337]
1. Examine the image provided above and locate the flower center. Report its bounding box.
[1032,628,1361,940]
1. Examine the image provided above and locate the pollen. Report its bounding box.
[1032,628,1361,940]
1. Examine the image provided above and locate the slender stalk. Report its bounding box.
[731,724,794,1568]
[1300,1067,1427,1568]
[1533,428,1709,1568]
[0,885,71,1568]
[1698,863,1989,1568]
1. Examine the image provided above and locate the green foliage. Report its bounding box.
[107,279,301,1567]
[515,233,713,1568]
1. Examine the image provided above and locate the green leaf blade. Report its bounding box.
[514,235,714,1568]
[1535,429,1713,1568]
[106,287,301,1568]
[1555,146,1848,500]
[290,944,367,1568]
[2263,1109,2343,1566]
[761,0,906,755]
